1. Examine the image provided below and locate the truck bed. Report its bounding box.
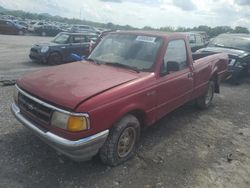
[192,51,219,61]
[191,52,228,99]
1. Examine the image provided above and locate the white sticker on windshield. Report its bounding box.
[136,36,156,43]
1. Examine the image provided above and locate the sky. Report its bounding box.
[0,0,249,29]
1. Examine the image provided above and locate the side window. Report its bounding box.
[72,35,87,43]
[189,34,196,44]
[195,35,203,44]
[163,40,188,73]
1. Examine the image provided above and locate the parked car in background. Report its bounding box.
[197,33,250,83]
[15,31,228,166]
[34,25,63,36]
[89,30,118,52]
[13,20,28,30]
[29,32,97,64]
[28,21,45,32]
[0,19,26,35]
[183,32,208,52]
[71,24,99,34]
[192,31,209,45]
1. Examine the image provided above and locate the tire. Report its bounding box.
[41,31,46,36]
[48,52,62,65]
[99,114,141,166]
[196,81,215,109]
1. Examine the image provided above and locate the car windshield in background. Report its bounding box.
[89,34,163,72]
[52,33,69,44]
[209,36,250,52]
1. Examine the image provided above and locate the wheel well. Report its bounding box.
[128,109,146,128]
[211,73,219,93]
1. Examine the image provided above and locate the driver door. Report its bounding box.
[156,39,194,119]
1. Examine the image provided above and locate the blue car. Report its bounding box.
[29,32,98,65]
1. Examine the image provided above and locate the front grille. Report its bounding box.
[30,48,39,53]
[18,92,52,127]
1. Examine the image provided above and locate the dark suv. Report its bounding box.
[29,32,98,64]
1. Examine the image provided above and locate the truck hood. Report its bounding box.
[17,61,139,110]
[199,47,249,58]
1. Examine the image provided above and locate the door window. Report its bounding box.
[72,35,87,43]
[163,40,188,73]
[195,35,203,44]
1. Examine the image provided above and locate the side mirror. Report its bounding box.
[167,61,180,72]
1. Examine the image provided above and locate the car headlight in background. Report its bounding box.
[51,111,89,132]
[41,46,49,53]
[234,61,243,68]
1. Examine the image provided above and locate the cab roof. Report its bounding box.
[109,30,187,39]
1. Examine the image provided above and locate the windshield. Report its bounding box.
[209,36,250,52]
[88,34,163,72]
[52,33,70,44]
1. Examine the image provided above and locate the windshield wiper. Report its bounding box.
[214,43,225,47]
[220,46,245,51]
[104,62,140,73]
[213,44,245,51]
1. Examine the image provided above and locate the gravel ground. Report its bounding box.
[0,34,51,80]
[0,79,250,188]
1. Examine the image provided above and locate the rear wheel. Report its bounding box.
[99,114,140,166]
[196,81,214,109]
[48,52,62,65]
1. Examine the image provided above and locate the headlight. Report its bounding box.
[41,46,49,53]
[51,111,89,132]
[13,87,19,103]
[234,61,243,68]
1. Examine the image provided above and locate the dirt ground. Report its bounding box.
[0,34,250,188]
[0,34,51,80]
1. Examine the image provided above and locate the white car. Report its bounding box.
[28,21,45,32]
[70,25,98,34]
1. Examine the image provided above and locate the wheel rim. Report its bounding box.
[117,127,136,158]
[50,54,61,64]
[205,84,213,105]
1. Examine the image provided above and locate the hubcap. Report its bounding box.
[117,127,136,158]
[205,84,213,105]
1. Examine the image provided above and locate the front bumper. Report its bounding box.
[11,102,109,161]
[29,50,48,63]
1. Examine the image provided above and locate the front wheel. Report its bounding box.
[99,114,140,166]
[48,52,62,65]
[196,81,214,109]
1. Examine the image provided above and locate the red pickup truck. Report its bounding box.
[11,31,228,166]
